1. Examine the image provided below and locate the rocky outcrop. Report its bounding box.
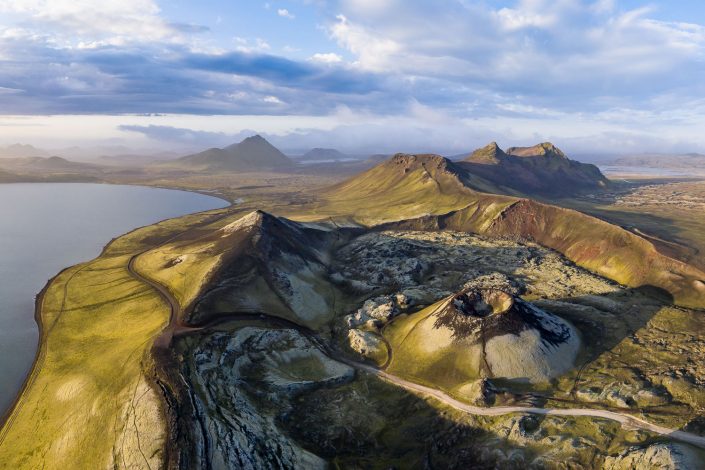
[604,443,704,469]
[177,326,353,469]
[345,293,413,328]
[466,142,507,164]
[347,329,388,363]
[576,380,672,408]
[456,379,497,406]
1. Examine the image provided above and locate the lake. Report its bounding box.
[0,183,228,414]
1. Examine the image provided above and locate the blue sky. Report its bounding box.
[1,0,705,155]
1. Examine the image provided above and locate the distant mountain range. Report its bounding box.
[0,144,48,158]
[0,156,105,184]
[460,142,608,195]
[0,156,101,173]
[608,153,705,170]
[0,137,610,197]
[0,143,183,163]
[173,135,294,171]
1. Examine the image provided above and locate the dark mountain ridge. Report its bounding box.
[461,142,609,195]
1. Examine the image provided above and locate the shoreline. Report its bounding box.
[0,179,234,205]
[0,263,63,444]
[0,183,232,437]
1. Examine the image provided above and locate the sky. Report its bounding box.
[1,0,705,156]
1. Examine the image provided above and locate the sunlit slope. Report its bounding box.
[304,154,705,308]
[488,200,704,303]
[294,153,506,224]
[384,299,484,391]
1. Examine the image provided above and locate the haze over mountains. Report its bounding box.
[0,143,179,164]
[0,156,99,172]
[168,136,610,197]
[609,152,705,170]
[3,135,705,178]
[0,144,48,158]
[294,148,352,162]
[0,135,615,200]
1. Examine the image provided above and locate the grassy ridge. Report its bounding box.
[290,154,486,224]
[0,210,219,469]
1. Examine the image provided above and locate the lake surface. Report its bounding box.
[0,183,228,414]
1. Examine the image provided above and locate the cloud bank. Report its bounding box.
[1,0,705,153]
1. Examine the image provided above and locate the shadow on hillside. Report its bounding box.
[282,369,546,469]
[540,285,673,362]
[532,285,675,407]
[173,319,548,468]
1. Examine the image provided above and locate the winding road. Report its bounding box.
[126,228,705,453]
[354,362,705,450]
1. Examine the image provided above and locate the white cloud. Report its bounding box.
[309,52,343,63]
[233,36,271,53]
[226,91,249,101]
[328,14,400,71]
[591,0,614,14]
[2,0,705,155]
[328,1,705,96]
[0,86,22,94]
[277,8,295,19]
[0,0,178,46]
[263,95,284,104]
[496,7,556,30]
